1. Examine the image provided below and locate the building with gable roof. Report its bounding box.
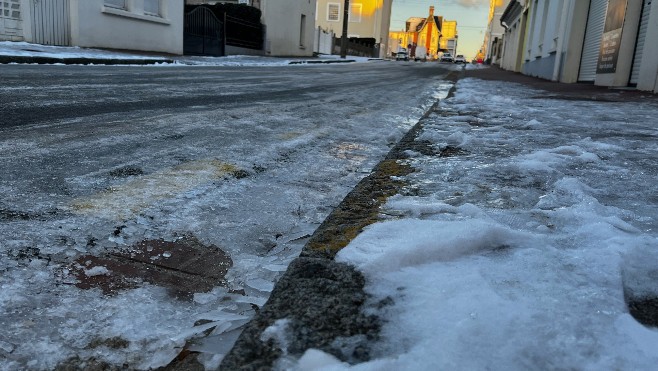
[388,6,458,60]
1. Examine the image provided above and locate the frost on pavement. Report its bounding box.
[0,63,451,369]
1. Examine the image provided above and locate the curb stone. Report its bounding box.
[0,55,174,65]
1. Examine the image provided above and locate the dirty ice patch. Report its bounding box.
[69,159,239,220]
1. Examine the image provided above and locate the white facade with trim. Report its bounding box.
[259,0,316,57]
[0,0,23,41]
[498,0,658,93]
[0,0,183,55]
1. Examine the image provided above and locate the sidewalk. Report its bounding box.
[211,66,658,370]
[464,64,657,102]
[0,41,365,66]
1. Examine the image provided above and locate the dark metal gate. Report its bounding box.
[184,7,224,56]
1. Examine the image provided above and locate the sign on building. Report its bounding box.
[597,0,628,74]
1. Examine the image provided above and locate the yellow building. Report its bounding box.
[439,20,458,56]
[387,6,460,60]
[414,6,441,59]
[315,0,393,57]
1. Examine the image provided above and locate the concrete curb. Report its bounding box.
[0,55,174,65]
[288,59,356,65]
[215,71,461,370]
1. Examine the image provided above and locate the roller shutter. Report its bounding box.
[578,0,609,82]
[630,0,652,84]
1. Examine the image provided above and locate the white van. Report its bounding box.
[414,46,427,61]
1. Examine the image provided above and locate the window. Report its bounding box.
[300,14,306,47]
[144,0,160,16]
[104,0,126,9]
[327,3,340,22]
[349,3,362,23]
[1,0,21,19]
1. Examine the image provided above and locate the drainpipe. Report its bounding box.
[499,21,509,67]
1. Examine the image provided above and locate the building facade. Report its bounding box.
[415,7,442,59]
[483,0,511,64]
[0,0,183,55]
[260,0,316,56]
[185,0,315,57]
[388,6,458,60]
[0,0,22,41]
[315,0,393,58]
[440,20,458,56]
[497,0,658,93]
[499,0,526,72]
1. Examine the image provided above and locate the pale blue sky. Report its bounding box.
[390,0,490,59]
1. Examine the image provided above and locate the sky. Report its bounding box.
[390,0,491,59]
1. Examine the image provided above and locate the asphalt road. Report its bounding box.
[1,63,447,129]
[0,61,456,369]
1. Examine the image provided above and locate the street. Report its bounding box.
[0,62,455,369]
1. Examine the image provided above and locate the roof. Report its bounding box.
[500,0,524,25]
[416,15,442,34]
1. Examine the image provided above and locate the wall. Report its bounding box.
[637,0,658,92]
[595,0,643,87]
[484,0,511,63]
[522,0,564,79]
[70,0,183,54]
[417,19,440,58]
[440,20,457,55]
[313,26,334,54]
[499,0,526,72]
[388,30,411,56]
[261,0,315,57]
[555,0,589,83]
[0,0,23,41]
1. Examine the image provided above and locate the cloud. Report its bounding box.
[456,0,489,8]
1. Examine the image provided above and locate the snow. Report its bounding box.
[3,41,657,368]
[0,41,166,60]
[0,41,375,66]
[294,78,658,369]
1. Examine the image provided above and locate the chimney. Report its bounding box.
[429,6,434,17]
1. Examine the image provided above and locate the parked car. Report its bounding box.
[454,54,467,64]
[414,46,427,61]
[396,48,409,61]
[440,52,454,63]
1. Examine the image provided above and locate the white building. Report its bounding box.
[185,0,316,57]
[315,0,393,58]
[0,0,183,55]
[260,0,316,57]
[483,0,511,64]
[499,0,526,72]
[498,0,658,93]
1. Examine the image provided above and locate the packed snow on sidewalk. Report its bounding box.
[291,77,658,369]
[0,41,370,66]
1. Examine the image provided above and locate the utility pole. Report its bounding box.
[340,0,350,58]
